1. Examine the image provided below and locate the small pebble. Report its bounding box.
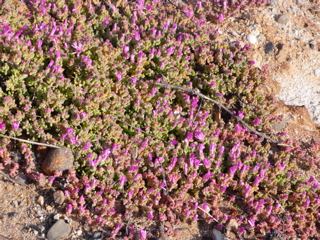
[37,196,44,206]
[76,229,83,236]
[47,219,71,240]
[53,190,65,205]
[39,225,46,233]
[309,43,315,49]
[247,34,257,44]
[276,14,289,24]
[64,216,73,223]
[53,214,61,220]
[315,69,320,77]
[8,212,19,219]
[265,42,274,54]
[46,205,53,211]
[92,231,103,240]
[12,200,19,208]
[42,147,74,175]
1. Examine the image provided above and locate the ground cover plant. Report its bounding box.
[0,0,319,239]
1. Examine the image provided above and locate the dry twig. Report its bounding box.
[0,134,60,149]
[154,82,277,143]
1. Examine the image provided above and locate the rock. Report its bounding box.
[37,196,44,206]
[53,190,65,205]
[8,212,19,219]
[212,228,225,240]
[314,69,320,77]
[47,219,71,240]
[309,43,315,49]
[247,34,257,44]
[46,205,53,211]
[264,42,274,54]
[53,214,60,220]
[42,147,74,175]
[92,231,103,239]
[271,120,287,132]
[276,14,289,24]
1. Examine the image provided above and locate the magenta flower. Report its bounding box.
[218,13,224,22]
[185,9,193,18]
[123,45,129,55]
[194,129,204,141]
[0,123,6,131]
[253,118,260,125]
[12,121,20,130]
[238,111,244,118]
[66,204,73,215]
[140,229,147,239]
[248,218,255,228]
[119,176,127,187]
[102,18,110,27]
[71,41,84,57]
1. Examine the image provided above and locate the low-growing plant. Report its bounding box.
[0,0,319,239]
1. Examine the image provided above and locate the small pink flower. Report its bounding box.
[248,218,255,228]
[0,123,6,131]
[194,129,205,142]
[12,121,20,130]
[102,18,110,28]
[123,45,129,55]
[140,229,147,239]
[218,13,224,22]
[253,118,260,126]
[238,111,244,118]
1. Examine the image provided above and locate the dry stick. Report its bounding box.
[0,134,60,149]
[197,206,218,223]
[154,82,277,144]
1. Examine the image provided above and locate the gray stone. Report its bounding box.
[276,14,289,24]
[265,42,274,54]
[271,120,287,132]
[47,219,71,240]
[53,190,65,205]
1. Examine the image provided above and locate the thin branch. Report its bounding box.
[197,206,218,223]
[154,82,317,164]
[154,82,277,144]
[0,134,60,149]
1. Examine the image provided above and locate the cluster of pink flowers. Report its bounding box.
[0,0,319,239]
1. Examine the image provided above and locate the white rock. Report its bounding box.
[247,34,257,44]
[314,69,320,77]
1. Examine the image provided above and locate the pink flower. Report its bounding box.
[0,123,6,131]
[71,41,84,57]
[253,118,260,126]
[248,218,255,228]
[12,121,20,130]
[140,229,147,239]
[218,13,224,22]
[123,45,129,55]
[185,9,193,18]
[194,129,204,141]
[102,18,110,27]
